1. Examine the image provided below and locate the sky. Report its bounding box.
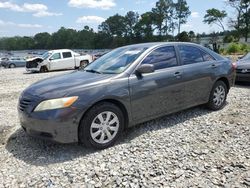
[0,0,235,37]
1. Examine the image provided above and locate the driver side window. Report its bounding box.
[51,53,61,60]
[141,46,178,70]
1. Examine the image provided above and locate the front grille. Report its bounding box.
[236,69,250,74]
[26,61,38,68]
[19,98,32,111]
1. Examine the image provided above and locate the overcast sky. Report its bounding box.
[0,0,235,37]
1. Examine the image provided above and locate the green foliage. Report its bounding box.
[226,42,250,54]
[175,0,191,34]
[203,8,227,31]
[226,0,250,42]
[223,35,235,43]
[176,31,190,42]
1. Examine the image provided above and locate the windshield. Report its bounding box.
[84,46,148,74]
[42,51,52,60]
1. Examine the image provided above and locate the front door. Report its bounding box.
[49,52,62,70]
[129,46,185,123]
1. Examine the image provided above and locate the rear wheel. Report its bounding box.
[207,81,228,110]
[79,102,124,149]
[9,64,16,68]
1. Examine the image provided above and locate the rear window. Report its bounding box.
[178,45,203,65]
[201,51,215,61]
[62,52,72,58]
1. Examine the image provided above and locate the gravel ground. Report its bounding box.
[0,67,249,188]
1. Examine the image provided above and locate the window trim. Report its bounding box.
[132,45,180,74]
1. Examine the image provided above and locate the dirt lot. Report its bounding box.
[0,68,249,187]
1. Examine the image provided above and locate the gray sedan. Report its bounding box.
[236,52,250,82]
[1,57,26,68]
[18,42,235,149]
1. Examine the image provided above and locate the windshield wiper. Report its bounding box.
[85,69,102,74]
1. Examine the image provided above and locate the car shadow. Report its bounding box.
[5,106,212,166]
[234,81,250,88]
[23,69,76,74]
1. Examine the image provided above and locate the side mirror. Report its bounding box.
[136,64,155,74]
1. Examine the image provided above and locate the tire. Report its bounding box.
[207,81,228,111]
[9,64,16,68]
[40,66,48,73]
[80,60,89,69]
[79,102,124,149]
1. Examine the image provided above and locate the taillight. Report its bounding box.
[232,62,237,70]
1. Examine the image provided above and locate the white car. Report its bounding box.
[26,49,93,72]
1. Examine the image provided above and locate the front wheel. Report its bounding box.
[9,64,16,68]
[79,102,124,149]
[79,60,89,69]
[40,66,48,73]
[207,81,228,110]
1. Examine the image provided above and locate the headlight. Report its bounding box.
[34,96,78,112]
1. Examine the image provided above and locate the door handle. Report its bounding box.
[211,64,218,69]
[174,72,182,78]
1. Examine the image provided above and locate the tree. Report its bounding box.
[152,0,167,37]
[134,12,155,41]
[99,14,126,37]
[124,11,139,38]
[203,8,227,31]
[152,0,175,37]
[175,0,191,34]
[176,31,190,41]
[34,32,51,49]
[226,0,250,42]
[188,31,196,42]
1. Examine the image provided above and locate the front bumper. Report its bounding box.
[18,107,82,143]
[236,73,250,82]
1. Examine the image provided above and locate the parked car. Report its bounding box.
[236,52,250,82]
[92,52,108,61]
[26,49,93,73]
[1,57,26,68]
[18,42,235,149]
[0,57,9,67]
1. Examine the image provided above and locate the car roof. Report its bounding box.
[121,42,204,49]
[121,42,224,60]
[48,49,74,53]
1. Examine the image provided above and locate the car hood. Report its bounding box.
[26,57,43,63]
[24,71,114,99]
[237,60,250,69]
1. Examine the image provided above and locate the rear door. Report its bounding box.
[129,45,185,122]
[61,51,75,69]
[177,45,217,107]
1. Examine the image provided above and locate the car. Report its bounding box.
[25,49,93,73]
[92,52,108,61]
[1,57,26,68]
[18,42,235,149]
[0,57,9,67]
[236,52,250,82]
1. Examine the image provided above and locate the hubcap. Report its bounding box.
[213,85,226,106]
[90,111,119,144]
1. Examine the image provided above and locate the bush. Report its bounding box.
[226,43,250,54]
[227,43,241,54]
